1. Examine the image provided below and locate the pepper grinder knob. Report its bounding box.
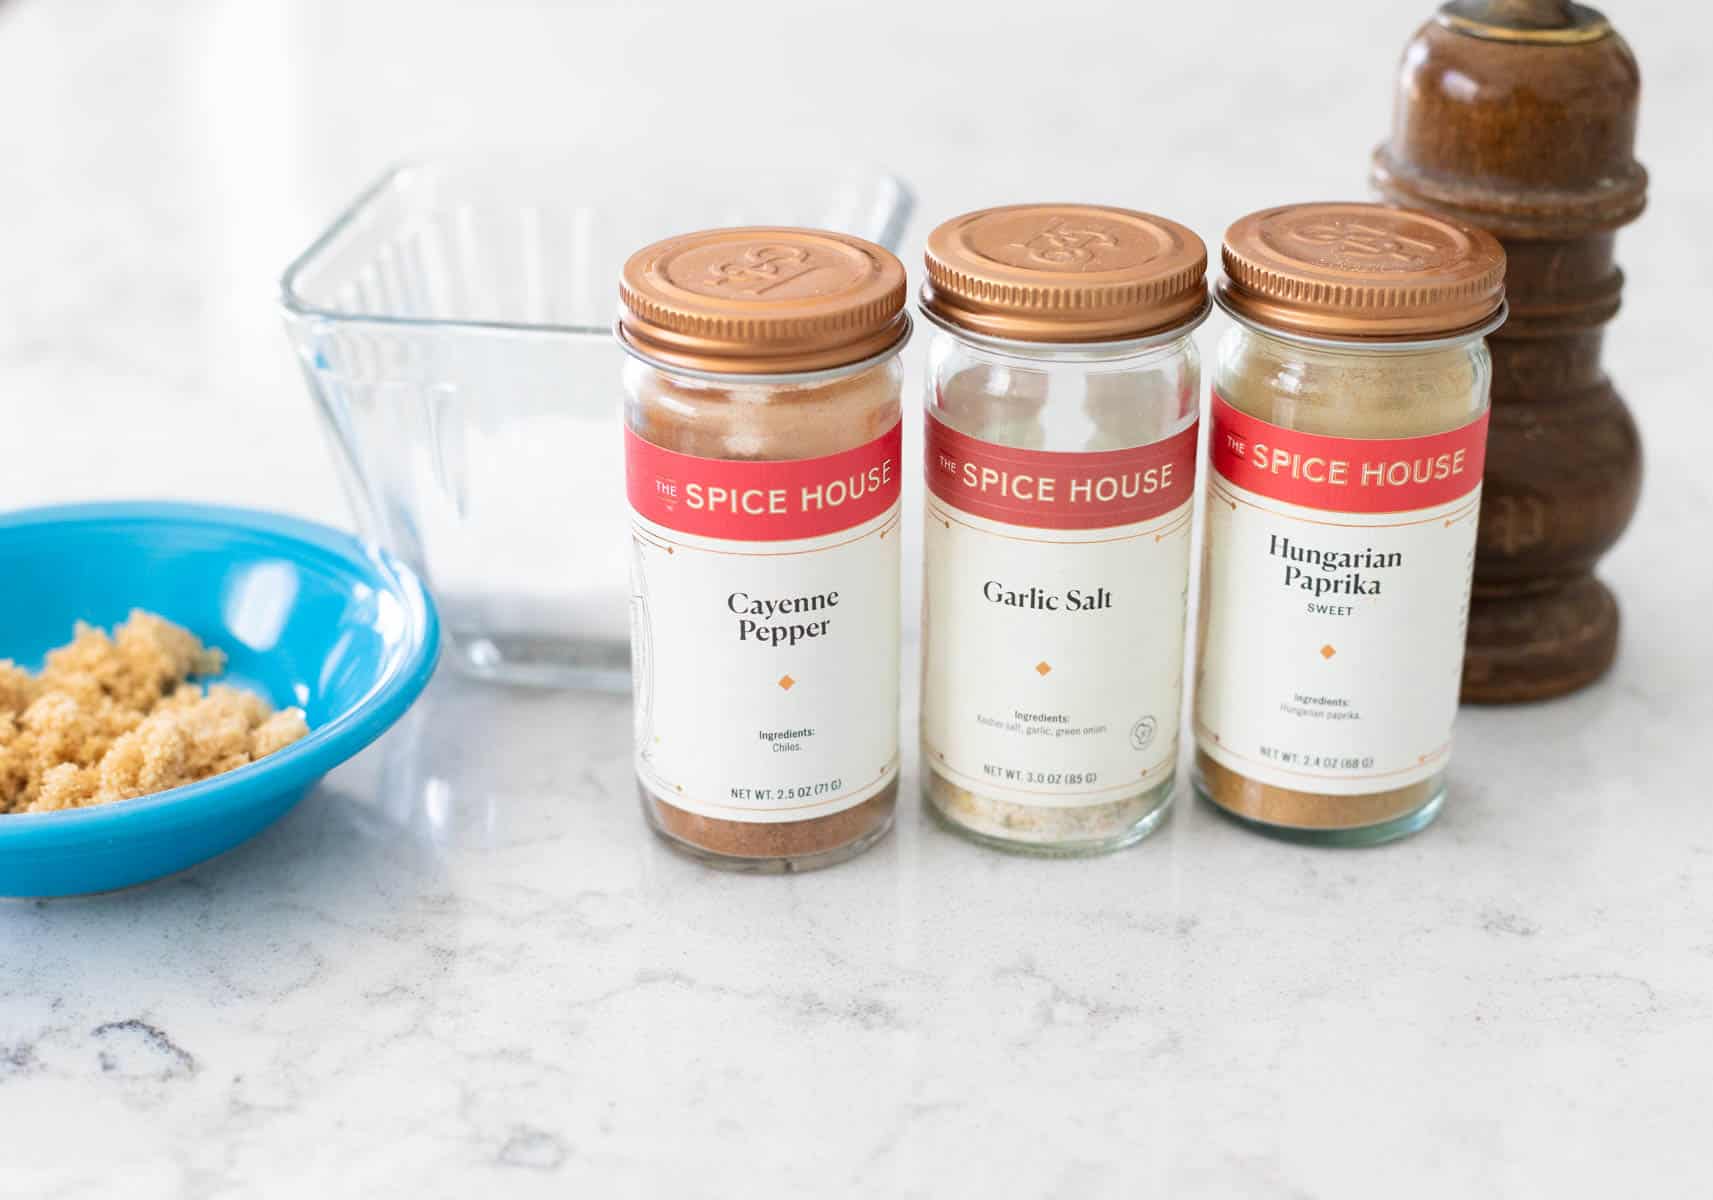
[1372,0,1647,703]
[1441,0,1587,30]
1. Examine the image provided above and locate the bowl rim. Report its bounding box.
[0,501,441,842]
[276,154,916,338]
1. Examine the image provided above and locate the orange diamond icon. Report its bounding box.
[778,674,796,690]
[1035,661,1052,676]
[1320,644,1337,660]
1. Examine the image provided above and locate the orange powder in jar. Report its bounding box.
[619,228,910,871]
[1194,202,1505,844]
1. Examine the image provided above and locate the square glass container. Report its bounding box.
[280,157,913,689]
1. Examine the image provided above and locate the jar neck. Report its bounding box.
[1217,320,1491,385]
[618,319,912,388]
[1218,311,1500,361]
[931,325,1198,370]
[1214,316,1492,440]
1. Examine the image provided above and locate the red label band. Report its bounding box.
[925,413,1198,530]
[1209,394,1488,514]
[626,420,902,541]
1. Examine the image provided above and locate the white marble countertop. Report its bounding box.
[2,0,1710,1196]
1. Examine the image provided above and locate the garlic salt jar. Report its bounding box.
[619,228,910,871]
[1195,202,1506,845]
[919,204,1208,854]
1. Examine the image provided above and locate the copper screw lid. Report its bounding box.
[619,227,909,374]
[1218,202,1506,341]
[922,204,1208,344]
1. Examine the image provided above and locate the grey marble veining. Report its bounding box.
[2,0,1710,1196]
[7,663,1713,1197]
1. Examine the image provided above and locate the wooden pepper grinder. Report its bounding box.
[1372,0,1647,703]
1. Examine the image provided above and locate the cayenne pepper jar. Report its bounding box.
[619,227,910,871]
[1195,202,1506,844]
[918,204,1208,854]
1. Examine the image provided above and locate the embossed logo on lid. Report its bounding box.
[1266,214,1449,271]
[620,227,909,374]
[1009,217,1121,269]
[1220,202,1506,340]
[922,204,1208,344]
[695,243,827,297]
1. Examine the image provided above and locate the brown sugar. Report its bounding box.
[0,610,308,815]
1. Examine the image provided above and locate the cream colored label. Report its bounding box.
[1195,395,1488,796]
[921,499,1193,807]
[1194,477,1480,795]
[630,506,900,822]
[626,425,902,823]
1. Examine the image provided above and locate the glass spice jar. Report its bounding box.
[1195,202,1506,845]
[918,204,1208,854]
[619,228,910,871]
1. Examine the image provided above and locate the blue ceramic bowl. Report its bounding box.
[0,503,439,897]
